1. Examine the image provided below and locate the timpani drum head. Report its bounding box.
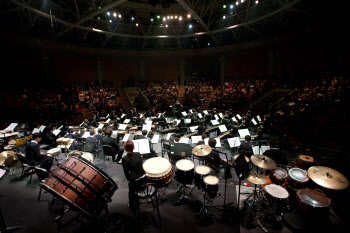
[195,165,211,175]
[204,175,219,185]
[81,153,94,163]
[265,184,289,199]
[289,168,309,182]
[176,159,195,171]
[143,157,172,178]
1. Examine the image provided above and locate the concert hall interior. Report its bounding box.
[1,1,350,233]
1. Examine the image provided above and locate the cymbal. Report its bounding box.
[247,173,268,185]
[0,151,21,167]
[192,145,212,157]
[298,155,314,162]
[251,154,276,170]
[308,166,349,190]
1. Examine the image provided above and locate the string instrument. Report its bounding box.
[159,127,176,133]
[217,129,233,139]
[205,126,218,133]
[183,131,198,138]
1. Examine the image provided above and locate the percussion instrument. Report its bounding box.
[247,173,268,185]
[81,152,94,164]
[297,189,330,220]
[183,132,198,138]
[192,145,212,157]
[193,165,211,190]
[0,151,20,167]
[47,148,61,156]
[159,127,176,133]
[56,137,65,145]
[269,166,288,185]
[263,184,289,212]
[175,159,195,185]
[204,175,219,199]
[295,155,314,170]
[62,138,71,145]
[251,154,276,170]
[41,156,118,219]
[308,166,349,190]
[143,157,173,188]
[287,168,309,190]
[217,129,233,139]
[205,126,219,133]
[67,150,82,157]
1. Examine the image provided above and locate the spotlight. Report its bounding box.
[230,4,234,9]
[241,0,244,3]
[255,0,259,3]
[163,17,166,21]
[179,16,183,21]
[167,16,170,19]
[136,23,139,26]
[151,18,154,22]
[166,24,168,27]
[109,19,112,23]
[187,14,191,18]
[189,24,192,29]
[175,15,178,19]
[223,15,226,19]
[223,5,226,9]
[131,16,135,21]
[113,12,117,17]
[208,43,210,46]
[107,11,111,16]
[118,14,122,18]
[236,2,239,5]
[157,15,160,19]
[171,16,173,19]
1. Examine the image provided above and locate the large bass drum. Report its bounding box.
[42,156,118,219]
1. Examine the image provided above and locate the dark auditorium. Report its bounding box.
[1,1,350,233]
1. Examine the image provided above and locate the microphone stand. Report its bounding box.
[214,150,233,207]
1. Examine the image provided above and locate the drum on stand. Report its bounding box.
[41,156,118,220]
[175,159,195,185]
[297,189,330,222]
[47,148,61,156]
[81,152,94,164]
[286,168,309,191]
[143,157,173,188]
[193,165,211,190]
[295,155,315,170]
[269,165,288,185]
[263,184,289,214]
[203,175,219,199]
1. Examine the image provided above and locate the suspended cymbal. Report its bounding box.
[192,145,212,157]
[308,166,349,190]
[247,173,268,185]
[251,154,276,170]
[0,151,21,167]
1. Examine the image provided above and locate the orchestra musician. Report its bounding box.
[26,133,54,171]
[82,119,92,129]
[102,128,122,163]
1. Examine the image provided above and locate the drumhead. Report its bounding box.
[204,175,219,185]
[195,165,211,175]
[47,148,61,154]
[297,189,330,208]
[81,152,94,163]
[143,157,172,177]
[176,159,195,171]
[289,168,309,182]
[274,167,288,178]
[265,184,289,199]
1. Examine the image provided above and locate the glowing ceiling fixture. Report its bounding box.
[171,16,173,19]
[175,15,178,19]
[165,24,168,27]
[167,16,170,19]
[223,15,226,19]
[109,20,112,23]
[187,14,191,18]
[163,17,166,21]
[106,12,110,16]
[179,16,183,21]
[189,24,192,29]
[113,12,117,17]
[136,23,139,26]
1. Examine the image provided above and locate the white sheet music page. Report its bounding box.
[121,113,126,118]
[122,134,130,142]
[98,124,104,129]
[118,124,127,130]
[219,113,223,118]
[204,138,209,145]
[53,129,61,136]
[151,134,160,144]
[254,145,270,154]
[189,109,193,113]
[166,133,172,140]
[251,119,257,125]
[211,120,219,125]
[179,137,190,144]
[238,129,250,139]
[214,115,219,120]
[39,125,46,132]
[142,124,152,131]
[175,119,181,125]
[132,140,140,153]
[215,138,222,147]
[112,130,118,135]
[203,110,208,115]
[218,125,228,133]
[32,128,40,134]
[236,114,242,120]
[191,136,202,144]
[257,115,261,121]
[82,131,90,138]
[190,126,198,132]
[135,139,150,154]
[185,119,191,124]
[123,119,131,124]
[198,113,203,118]
[106,118,111,123]
[58,125,63,130]
[181,111,187,116]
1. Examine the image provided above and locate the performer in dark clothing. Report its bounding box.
[239,135,254,155]
[102,129,122,163]
[122,140,146,211]
[205,138,222,173]
[107,120,118,130]
[26,133,54,171]
[44,126,57,148]
[82,119,92,129]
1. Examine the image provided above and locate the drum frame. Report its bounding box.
[175,160,195,185]
[41,156,118,220]
[203,176,219,199]
[193,165,211,190]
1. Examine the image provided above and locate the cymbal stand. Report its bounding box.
[195,193,215,224]
[175,183,192,205]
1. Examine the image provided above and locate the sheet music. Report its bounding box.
[185,119,191,124]
[157,113,161,118]
[106,118,111,123]
[112,130,118,135]
[132,139,150,154]
[191,136,202,144]
[218,125,228,133]
[118,124,127,130]
[166,118,171,123]
[53,129,61,136]
[236,114,242,120]
[181,111,187,116]
[175,119,181,125]
[32,128,40,134]
[214,115,219,120]
[166,133,172,140]
[238,129,250,139]
[122,134,130,142]
[106,114,109,119]
[219,113,223,118]
[151,134,160,144]
[0,168,6,179]
[257,115,261,121]
[82,132,90,138]
[252,119,258,125]
[98,124,104,129]
[227,137,241,148]
[5,123,18,131]
[123,119,131,124]
[198,113,203,118]
[253,146,270,155]
[203,110,208,115]
[204,138,221,147]
[58,125,63,130]
[211,120,219,125]
[142,124,152,131]
[146,117,152,123]
[190,126,198,132]
[39,125,46,132]
[179,137,190,144]
[189,109,193,113]
[121,113,126,118]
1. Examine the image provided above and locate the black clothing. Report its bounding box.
[95,134,105,143]
[26,141,53,171]
[239,141,253,155]
[44,131,57,148]
[102,136,121,161]
[82,123,91,129]
[205,149,221,173]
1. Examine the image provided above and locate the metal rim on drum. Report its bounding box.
[288,168,309,182]
[297,189,330,208]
